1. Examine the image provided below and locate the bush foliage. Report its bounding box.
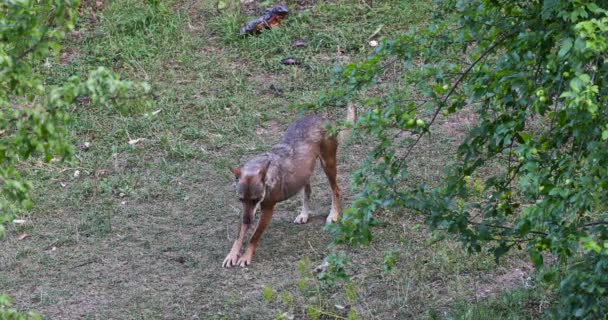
[0,0,150,234]
[318,0,608,318]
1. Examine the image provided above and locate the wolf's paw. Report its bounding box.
[293,214,309,224]
[325,214,338,225]
[237,252,253,267]
[223,252,239,268]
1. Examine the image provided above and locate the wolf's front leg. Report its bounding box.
[223,223,249,268]
[238,204,275,267]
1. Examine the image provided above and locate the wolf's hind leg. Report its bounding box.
[294,183,312,224]
[320,138,340,224]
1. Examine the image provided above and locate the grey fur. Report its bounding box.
[224,105,357,267]
[237,115,327,202]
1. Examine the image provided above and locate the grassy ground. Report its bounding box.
[1,0,546,319]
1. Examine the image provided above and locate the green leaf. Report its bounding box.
[585,3,604,14]
[217,0,227,10]
[492,243,510,263]
[569,78,583,92]
[560,91,575,98]
[529,248,544,267]
[558,38,573,57]
[520,132,532,143]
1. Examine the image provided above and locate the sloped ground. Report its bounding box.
[0,1,544,319]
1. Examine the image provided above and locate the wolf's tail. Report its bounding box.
[338,103,357,142]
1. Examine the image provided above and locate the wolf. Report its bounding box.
[223,105,357,268]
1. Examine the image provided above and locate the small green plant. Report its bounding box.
[280,292,295,310]
[306,305,321,320]
[317,252,349,286]
[265,257,360,319]
[262,285,277,302]
[344,282,357,304]
[0,294,40,320]
[346,309,359,320]
[382,250,399,273]
[145,0,167,12]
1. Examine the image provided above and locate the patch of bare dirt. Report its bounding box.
[249,73,290,98]
[436,106,479,143]
[476,263,534,299]
[255,119,282,138]
[60,48,80,66]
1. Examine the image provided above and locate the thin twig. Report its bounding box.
[399,32,515,164]
[468,220,548,236]
[584,221,608,227]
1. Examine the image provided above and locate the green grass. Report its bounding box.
[446,288,548,320]
[0,0,547,318]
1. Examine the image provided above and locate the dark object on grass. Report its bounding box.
[239,4,289,35]
[280,57,300,65]
[270,83,283,96]
[292,38,306,47]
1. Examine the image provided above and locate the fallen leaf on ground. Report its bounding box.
[281,57,300,65]
[281,312,294,320]
[13,219,26,224]
[187,23,201,31]
[18,233,30,240]
[292,39,306,47]
[128,138,144,145]
[269,83,282,96]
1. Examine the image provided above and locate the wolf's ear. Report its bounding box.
[259,161,271,182]
[230,167,241,179]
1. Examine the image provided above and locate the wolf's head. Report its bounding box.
[230,160,270,225]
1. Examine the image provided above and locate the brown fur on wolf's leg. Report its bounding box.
[237,205,275,267]
[320,137,341,224]
[223,223,249,268]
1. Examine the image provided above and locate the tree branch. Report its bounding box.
[584,221,608,227]
[397,32,515,165]
[468,220,548,236]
